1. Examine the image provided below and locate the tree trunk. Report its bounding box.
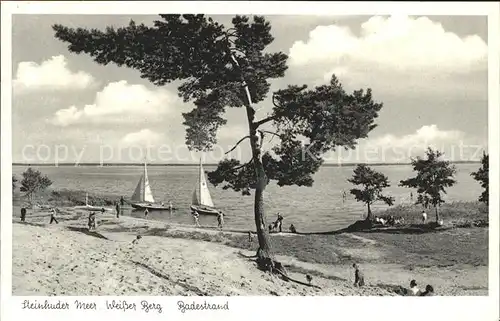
[434,205,439,223]
[227,51,274,263]
[253,160,273,260]
[366,202,372,221]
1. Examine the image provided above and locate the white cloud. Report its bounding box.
[13,55,95,93]
[324,125,482,163]
[288,15,488,92]
[369,125,464,149]
[121,129,165,146]
[51,80,179,126]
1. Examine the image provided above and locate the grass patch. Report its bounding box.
[354,227,488,266]
[378,202,488,226]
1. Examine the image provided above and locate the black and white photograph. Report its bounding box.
[1,1,499,321]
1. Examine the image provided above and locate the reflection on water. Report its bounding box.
[12,164,482,232]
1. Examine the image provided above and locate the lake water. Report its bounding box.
[12,164,482,232]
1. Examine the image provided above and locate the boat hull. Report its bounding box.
[131,203,176,211]
[190,205,220,216]
[74,205,113,212]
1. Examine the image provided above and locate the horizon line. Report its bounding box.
[12,160,481,167]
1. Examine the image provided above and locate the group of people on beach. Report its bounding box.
[352,264,435,296]
[268,212,284,233]
[373,215,405,226]
[190,209,225,229]
[20,206,62,225]
[407,279,435,296]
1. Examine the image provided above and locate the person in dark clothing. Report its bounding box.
[352,263,365,287]
[419,285,434,296]
[120,196,125,206]
[88,212,96,231]
[289,223,297,233]
[217,211,224,229]
[276,213,284,232]
[20,207,27,222]
[115,203,120,218]
[50,209,59,224]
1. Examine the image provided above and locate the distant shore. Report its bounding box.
[12,189,489,296]
[12,160,481,167]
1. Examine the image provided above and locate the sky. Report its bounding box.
[11,14,489,164]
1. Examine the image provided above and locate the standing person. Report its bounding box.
[421,210,427,224]
[49,208,59,224]
[88,212,96,231]
[115,202,120,218]
[410,192,414,202]
[144,208,149,219]
[276,213,284,233]
[342,190,347,203]
[192,210,200,227]
[20,207,27,222]
[352,263,365,287]
[120,196,125,206]
[217,211,224,230]
[168,200,173,211]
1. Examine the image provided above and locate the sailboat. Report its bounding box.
[74,192,112,212]
[190,158,220,216]
[130,161,175,211]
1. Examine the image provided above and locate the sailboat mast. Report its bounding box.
[142,160,147,202]
[198,157,203,204]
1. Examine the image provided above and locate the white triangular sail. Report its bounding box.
[143,162,155,203]
[198,159,214,208]
[131,161,155,203]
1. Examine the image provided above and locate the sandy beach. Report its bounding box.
[11,206,488,296]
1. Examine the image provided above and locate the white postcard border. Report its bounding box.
[1,2,499,321]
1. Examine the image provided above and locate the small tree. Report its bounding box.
[53,15,384,271]
[20,167,53,205]
[348,164,394,220]
[400,148,456,222]
[471,151,488,205]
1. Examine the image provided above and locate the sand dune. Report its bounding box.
[11,207,487,296]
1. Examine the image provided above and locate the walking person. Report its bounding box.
[217,211,224,230]
[421,210,427,224]
[115,202,120,218]
[342,190,347,203]
[192,210,200,227]
[20,207,27,222]
[49,208,59,224]
[144,208,149,219]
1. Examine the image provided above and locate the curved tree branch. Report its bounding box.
[258,129,281,139]
[233,159,253,170]
[255,115,278,128]
[225,135,251,155]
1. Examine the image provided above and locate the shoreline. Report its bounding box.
[11,200,489,296]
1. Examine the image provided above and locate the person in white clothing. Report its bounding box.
[408,280,420,296]
[192,210,200,227]
[421,210,427,224]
